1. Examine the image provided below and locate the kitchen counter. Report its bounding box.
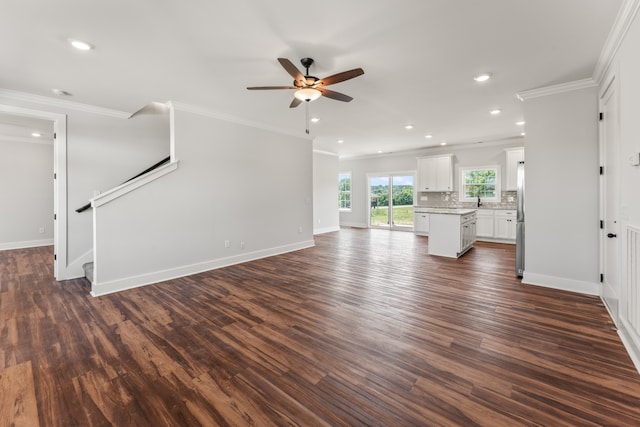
[415,207,477,215]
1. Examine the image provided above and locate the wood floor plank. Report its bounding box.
[1,231,640,426]
[0,361,40,427]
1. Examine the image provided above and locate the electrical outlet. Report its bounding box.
[298,226,303,234]
[224,240,230,248]
[240,241,245,249]
[38,227,45,234]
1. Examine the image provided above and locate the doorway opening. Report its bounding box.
[368,173,415,231]
[0,104,67,280]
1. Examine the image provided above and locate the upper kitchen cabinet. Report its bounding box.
[417,154,453,192]
[505,147,524,191]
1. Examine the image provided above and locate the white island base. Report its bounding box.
[425,209,477,258]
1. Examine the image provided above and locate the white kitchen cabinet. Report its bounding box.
[417,155,453,192]
[461,216,477,254]
[414,212,429,236]
[476,210,494,238]
[494,210,517,240]
[505,148,524,191]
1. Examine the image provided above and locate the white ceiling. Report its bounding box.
[0,0,622,158]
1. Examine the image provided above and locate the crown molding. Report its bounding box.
[0,88,129,119]
[593,0,640,85]
[516,78,597,101]
[168,101,311,141]
[313,149,339,157]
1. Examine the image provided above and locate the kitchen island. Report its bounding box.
[421,208,477,258]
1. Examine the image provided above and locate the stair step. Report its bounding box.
[82,262,94,283]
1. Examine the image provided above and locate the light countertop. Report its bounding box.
[414,208,477,215]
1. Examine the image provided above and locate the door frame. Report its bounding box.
[0,104,68,280]
[367,170,416,231]
[599,71,621,325]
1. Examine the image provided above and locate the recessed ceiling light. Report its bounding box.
[311,117,320,123]
[521,132,526,136]
[337,139,344,144]
[440,142,447,146]
[404,124,413,130]
[377,150,383,153]
[474,73,491,82]
[51,88,72,96]
[425,134,433,139]
[515,121,525,126]
[490,109,501,115]
[68,39,94,51]
[31,132,41,137]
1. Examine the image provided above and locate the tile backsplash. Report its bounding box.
[416,191,517,210]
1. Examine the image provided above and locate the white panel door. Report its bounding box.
[601,79,620,323]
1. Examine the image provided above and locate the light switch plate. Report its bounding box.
[629,152,640,166]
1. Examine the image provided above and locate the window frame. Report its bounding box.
[338,172,352,211]
[459,165,501,203]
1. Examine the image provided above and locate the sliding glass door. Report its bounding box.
[368,173,415,230]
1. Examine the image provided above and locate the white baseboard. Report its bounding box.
[340,222,368,228]
[522,271,600,296]
[476,237,516,245]
[91,240,315,297]
[314,226,340,235]
[0,238,53,251]
[618,318,640,374]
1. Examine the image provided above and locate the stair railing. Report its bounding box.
[75,156,171,213]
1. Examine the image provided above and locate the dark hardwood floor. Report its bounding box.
[2,229,639,426]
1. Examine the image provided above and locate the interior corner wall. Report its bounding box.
[0,139,53,249]
[92,108,314,294]
[313,151,340,234]
[522,87,600,294]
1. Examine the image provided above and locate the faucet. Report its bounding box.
[477,196,482,208]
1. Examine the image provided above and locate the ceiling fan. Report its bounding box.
[247,57,364,108]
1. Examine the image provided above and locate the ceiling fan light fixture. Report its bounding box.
[294,88,321,102]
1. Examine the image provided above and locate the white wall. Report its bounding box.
[522,87,600,294]
[0,138,54,249]
[606,4,640,370]
[313,151,340,234]
[66,111,169,263]
[339,140,523,227]
[91,105,314,295]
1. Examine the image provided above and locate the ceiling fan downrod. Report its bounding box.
[300,57,314,76]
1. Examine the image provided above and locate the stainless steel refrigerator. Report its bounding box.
[516,161,525,277]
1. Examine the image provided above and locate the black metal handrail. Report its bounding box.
[75,156,171,213]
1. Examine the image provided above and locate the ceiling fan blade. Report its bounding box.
[278,58,305,83]
[247,86,297,90]
[318,68,364,86]
[318,88,353,102]
[289,97,302,108]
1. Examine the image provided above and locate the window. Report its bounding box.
[460,166,501,202]
[338,172,351,210]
